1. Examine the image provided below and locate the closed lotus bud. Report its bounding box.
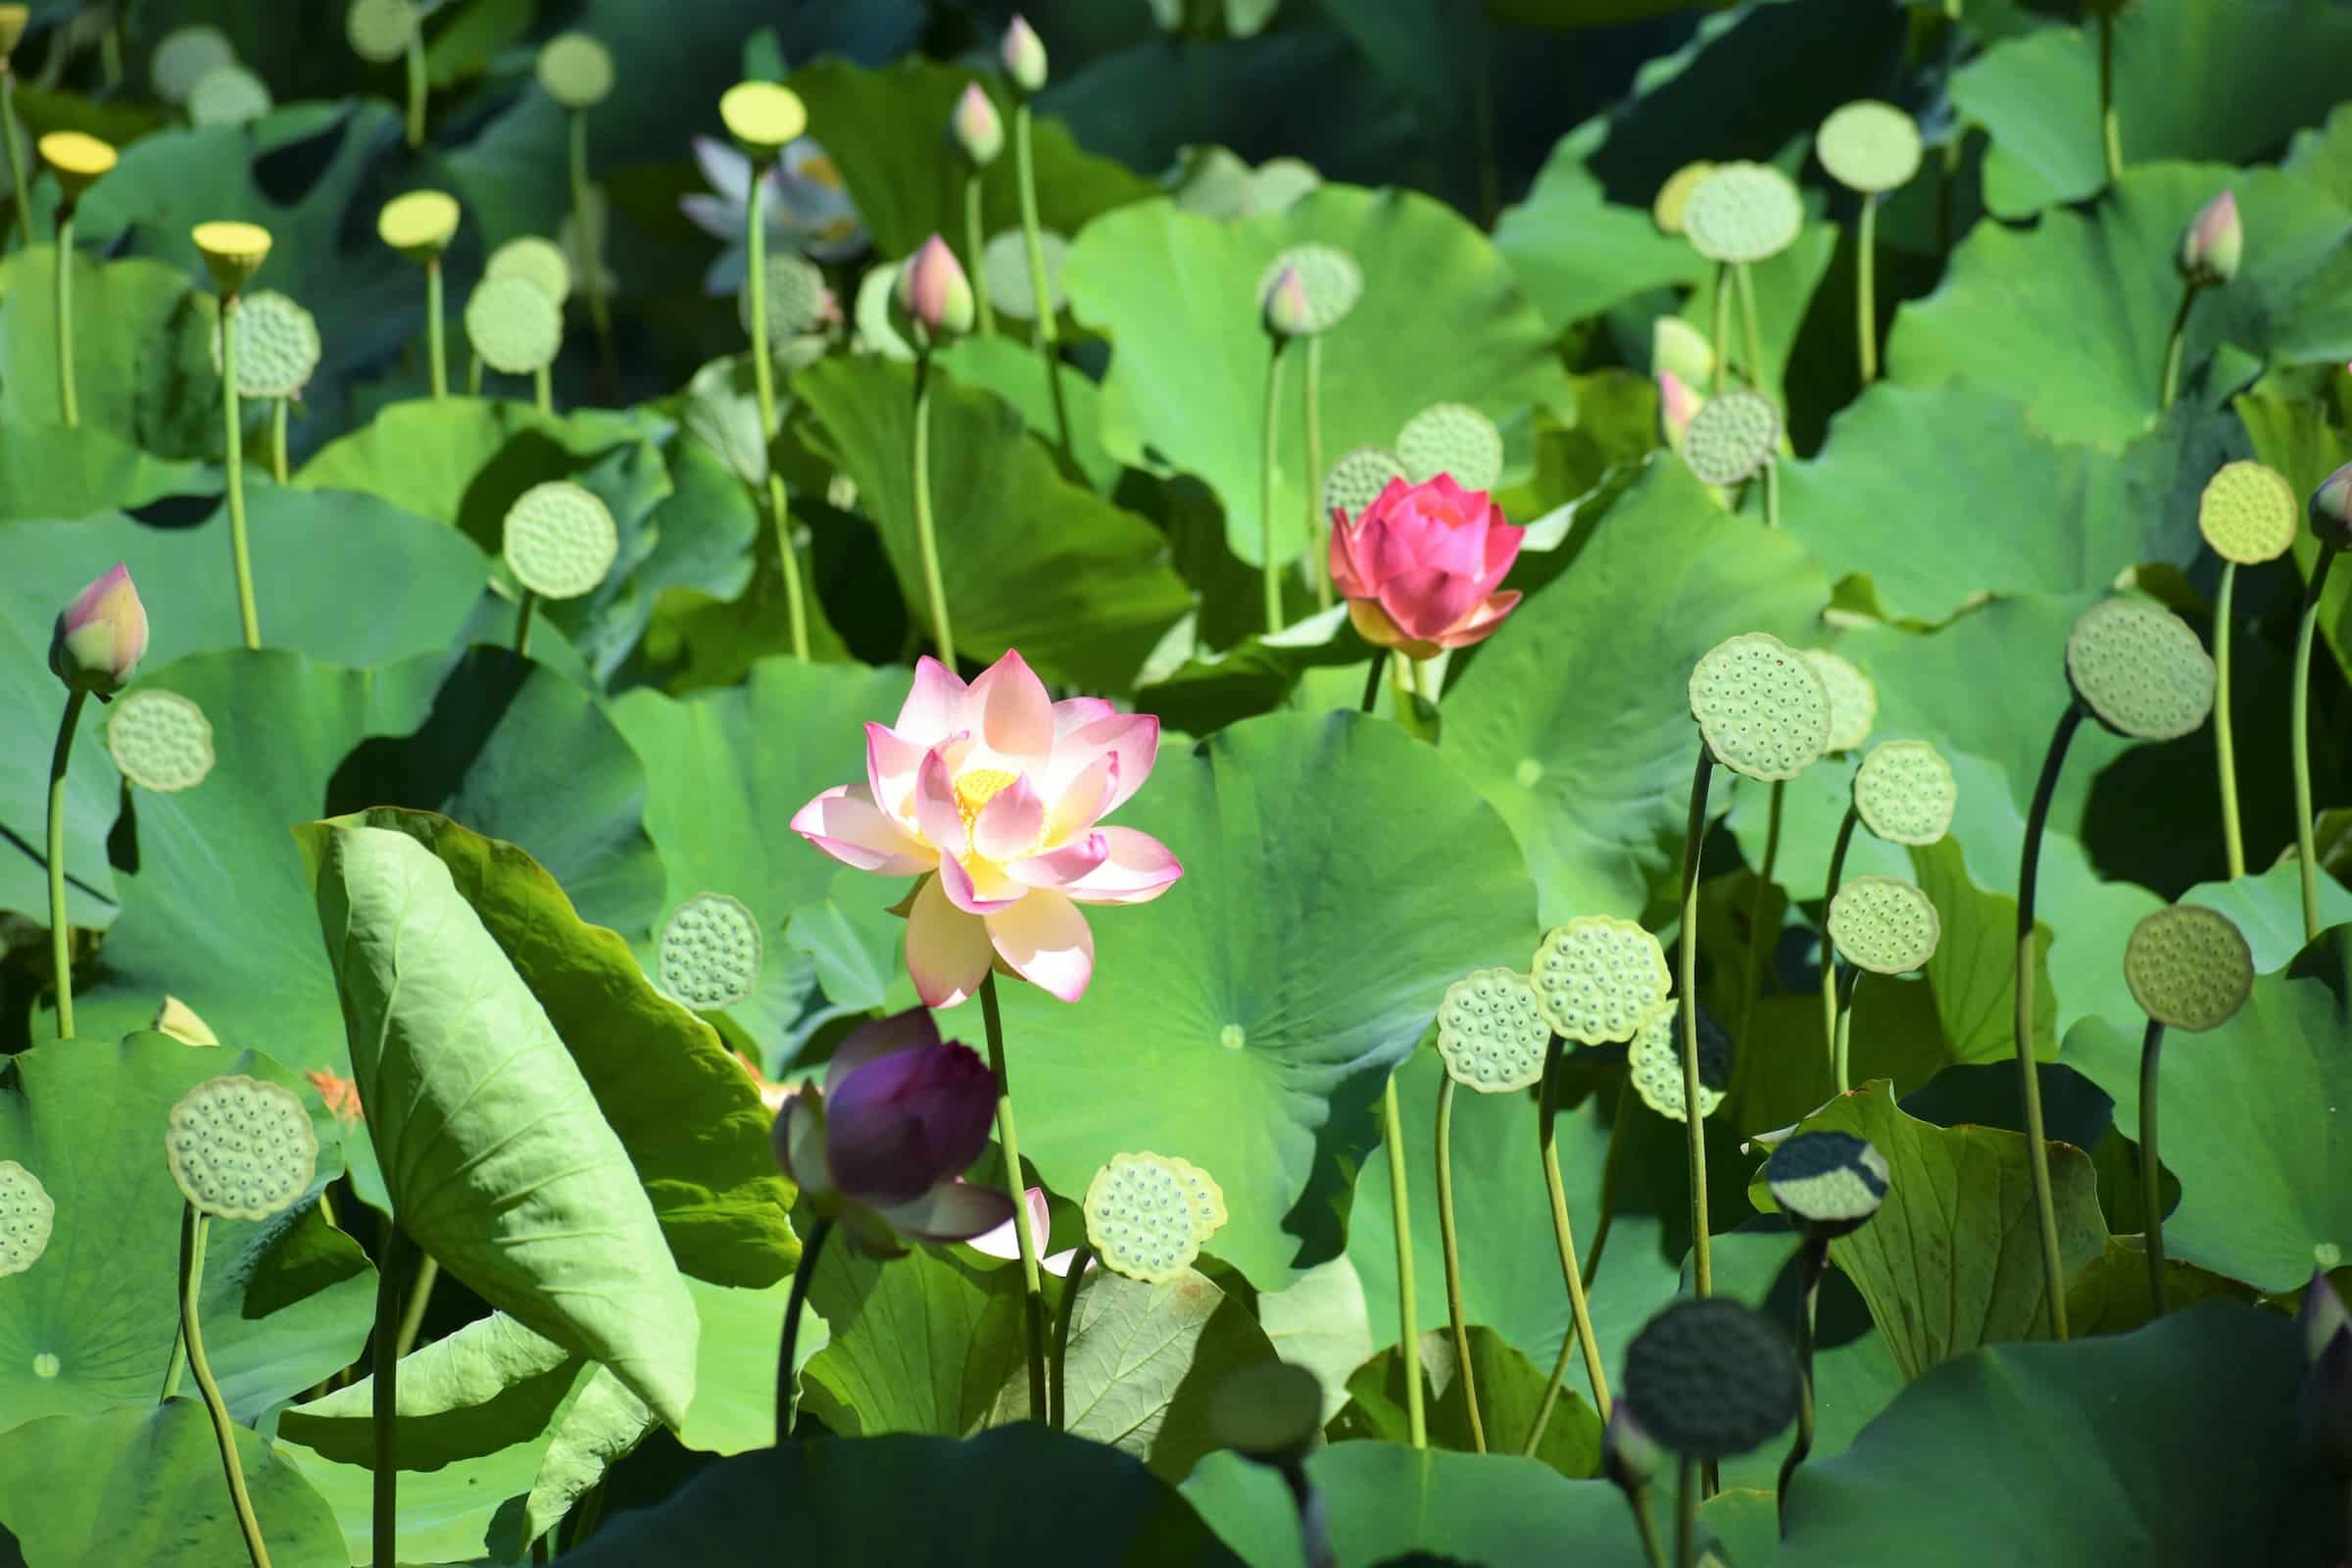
[951,81,1004,169]
[2310,460,2352,553]
[49,564,148,699]
[898,234,975,339]
[1658,369,1702,449]
[1263,264,1312,338]
[1002,15,1048,93]
[2178,189,2241,286]
[822,1036,998,1205]
[1600,1401,1662,1493]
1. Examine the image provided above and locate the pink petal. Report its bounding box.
[1478,511,1525,589]
[791,785,934,875]
[823,1006,944,1096]
[906,873,996,1008]
[1060,827,1183,906]
[1005,830,1109,890]
[1433,590,1523,650]
[1347,596,1426,656]
[971,772,1045,863]
[774,1092,834,1200]
[969,1185,1054,1265]
[1044,755,1118,847]
[985,888,1096,1003]
[1377,566,1485,643]
[896,657,970,747]
[963,650,1054,768]
[938,851,1024,914]
[865,722,928,832]
[1052,697,1117,736]
[1330,512,1371,599]
[1056,712,1159,814]
[873,1178,1019,1244]
[914,750,966,855]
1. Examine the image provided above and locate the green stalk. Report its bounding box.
[1739,780,1787,1043]
[1774,1234,1827,1530]
[394,1255,438,1360]
[466,355,482,397]
[1526,1036,1611,1454]
[373,1223,404,1568]
[1710,264,1729,398]
[1820,805,1861,1068]
[910,352,956,668]
[2016,702,2085,1341]
[180,1205,272,1568]
[1832,965,1859,1096]
[1856,194,1879,383]
[981,974,1049,1424]
[1735,261,1767,395]
[2159,281,2199,412]
[2098,14,2123,184]
[773,1215,832,1443]
[424,259,446,401]
[1675,1457,1697,1568]
[1260,335,1288,635]
[1009,101,1070,455]
[964,173,995,338]
[1360,648,1391,714]
[514,592,537,657]
[1677,745,1717,1298]
[1304,335,1331,611]
[1381,1071,1426,1448]
[270,398,289,486]
[1280,1462,1338,1568]
[568,109,615,386]
[56,206,77,426]
[2214,560,2245,879]
[403,32,425,149]
[533,365,552,416]
[2137,1017,2168,1316]
[2293,550,2337,941]
[1432,1076,1486,1453]
[2,68,32,250]
[1626,1481,1668,1568]
[1050,1244,1093,1431]
[221,295,261,650]
[46,688,87,1040]
[745,156,811,663]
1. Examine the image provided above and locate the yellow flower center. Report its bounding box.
[955,767,1019,837]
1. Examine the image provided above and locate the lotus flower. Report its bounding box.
[48,563,147,699]
[680,134,867,295]
[951,81,1003,168]
[773,1008,1014,1256]
[791,649,1183,1006]
[969,1184,1080,1276]
[1329,474,1525,659]
[899,233,975,338]
[1003,15,1049,93]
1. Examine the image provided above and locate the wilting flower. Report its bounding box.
[899,233,975,339]
[791,650,1182,1006]
[1658,368,1702,449]
[950,82,1004,169]
[1330,475,1525,659]
[680,134,867,295]
[49,564,147,699]
[772,1007,1013,1256]
[2178,189,2241,286]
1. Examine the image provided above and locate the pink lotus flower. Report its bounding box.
[969,1184,1080,1276]
[791,649,1183,1006]
[49,563,147,699]
[1329,474,1525,659]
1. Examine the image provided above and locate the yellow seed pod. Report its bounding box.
[719,80,808,156]
[377,189,461,262]
[39,131,117,204]
[192,220,272,296]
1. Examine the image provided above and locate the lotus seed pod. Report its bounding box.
[466,274,564,375]
[1652,161,1715,236]
[0,1161,53,1277]
[1207,1361,1325,1463]
[2064,598,2216,742]
[1323,447,1408,522]
[38,131,116,205]
[1255,243,1361,336]
[1435,967,1552,1093]
[1396,403,1504,492]
[899,234,976,340]
[1764,1130,1889,1237]
[210,288,320,399]
[739,251,838,344]
[2197,460,2298,565]
[1627,998,1730,1123]
[982,227,1067,321]
[950,81,1004,169]
[1002,14,1049,94]
[191,220,271,297]
[656,892,763,1011]
[49,563,147,699]
[1531,915,1672,1045]
[1657,370,1702,450]
[187,62,272,127]
[0,6,27,64]
[1827,875,1940,975]
[2124,904,2252,1032]
[2178,189,2241,287]
[345,0,416,64]
[106,688,215,793]
[1679,387,1781,486]
[719,80,808,155]
[150,24,235,104]
[165,1074,319,1221]
[377,189,460,261]
[153,995,220,1046]
[1652,316,1715,390]
[502,480,618,600]
[1852,738,1956,846]
[536,31,614,111]
[1262,264,1312,338]
[1816,101,1923,195]
[2309,460,2352,553]
[1623,1297,1802,1461]
[1803,650,1877,755]
[1683,162,1803,266]
[1689,631,1833,782]
[486,236,573,307]
[1083,1152,1226,1284]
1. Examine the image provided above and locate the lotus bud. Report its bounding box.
[1652,316,1715,393]
[898,234,975,340]
[2311,460,2352,553]
[1658,369,1702,449]
[821,1036,998,1205]
[1263,264,1312,338]
[1600,1401,1663,1493]
[2178,189,2241,286]
[1330,473,1525,658]
[1002,15,1048,94]
[951,81,1004,169]
[49,564,148,700]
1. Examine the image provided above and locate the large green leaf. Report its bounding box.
[300,821,700,1427]
[675,1271,830,1456]
[1333,1326,1603,1477]
[297,399,662,536]
[1063,185,1573,568]
[1057,1265,1281,1480]
[992,711,1540,1290]
[0,245,219,457]
[0,1035,371,1432]
[0,421,214,519]
[799,1232,1025,1440]
[794,356,1192,692]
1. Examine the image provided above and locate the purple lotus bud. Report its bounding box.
[1002,15,1048,94]
[898,234,975,339]
[1263,264,1312,338]
[48,564,147,699]
[2178,189,2240,286]
[822,1038,998,1205]
[951,81,1004,169]
[2310,459,2352,553]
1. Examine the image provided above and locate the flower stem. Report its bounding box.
[222,294,261,650]
[1678,744,1716,1298]
[568,109,616,391]
[393,1255,437,1361]
[1260,334,1288,636]
[2016,701,2084,1341]
[533,365,553,416]
[2,68,32,250]
[1526,1036,1611,1454]
[1739,779,1786,1045]
[424,258,446,402]
[1010,101,1071,456]
[1304,335,1331,611]
[1675,1456,1697,1568]
[2137,1017,2168,1316]
[910,351,956,669]
[1050,1246,1093,1431]
[46,688,86,1041]
[745,156,811,663]
[467,355,482,397]
[1820,804,1860,1070]
[2214,560,2245,879]
[180,1205,272,1567]
[270,398,289,485]
[981,972,1049,1423]
[1360,648,1391,715]
[1856,194,1879,383]
[403,32,425,149]
[1710,264,1729,398]
[1280,1460,1339,1568]
[2293,550,2337,942]
[774,1214,832,1445]
[1735,261,1767,396]
[1380,1071,1427,1446]
[1625,1481,1668,1568]
[2159,281,2199,412]
[514,591,536,659]
[1833,964,1859,1095]
[964,173,995,339]
[2098,14,2123,184]
[373,1221,404,1568]
[1774,1233,1827,1532]
[1432,1075,1486,1453]
[56,206,76,426]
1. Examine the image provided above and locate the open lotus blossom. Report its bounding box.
[1330,473,1525,660]
[680,133,867,294]
[791,649,1183,1006]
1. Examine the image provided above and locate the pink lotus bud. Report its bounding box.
[822,1035,997,1204]
[1658,369,1702,449]
[1263,264,1312,337]
[898,233,975,339]
[1328,474,1525,659]
[2179,189,2240,285]
[2311,459,2352,552]
[1002,15,1048,94]
[950,81,1004,169]
[48,563,147,699]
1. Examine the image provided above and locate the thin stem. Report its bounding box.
[2016,701,2085,1342]
[1833,964,1860,1095]
[57,207,76,426]
[467,355,482,397]
[1582,1079,1631,1284]
[46,688,86,1041]
[514,591,537,659]
[569,110,615,388]
[1820,805,1861,1067]
[2215,561,2244,879]
[1360,649,1391,714]
[1739,779,1787,1044]
[1710,264,1730,398]
[424,259,446,402]
[2159,281,2199,412]
[1529,1035,1612,1448]
[1775,1234,1826,1532]
[1526,1332,1576,1459]
[981,973,1049,1423]
[1735,262,1767,395]
[2137,1017,2167,1316]
[222,295,261,650]
[533,365,552,416]
[1380,1071,1426,1447]
[393,1254,437,1361]
[2293,550,2338,942]
[910,352,956,668]
[1281,1462,1339,1568]
[1432,1076,1486,1453]
[1626,1481,1668,1568]
[403,32,425,149]
[964,173,995,338]
[270,398,289,486]
[744,156,810,664]
[2098,14,2123,184]
[1010,103,1071,455]
[1260,335,1288,636]
[1678,745,1717,1298]
[1763,454,1781,530]
[181,1206,272,1568]
[1675,1456,1697,1568]
[372,1222,404,1568]
[774,1215,832,1444]
[1857,195,1879,384]
[1304,335,1331,611]
[2,69,32,251]
[1050,1247,1093,1431]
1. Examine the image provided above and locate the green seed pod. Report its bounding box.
[1623,1297,1803,1461]
[165,1074,319,1221]
[377,190,461,262]
[1852,738,1956,847]
[2124,904,2252,1032]
[739,251,835,343]
[1816,101,1923,195]
[345,0,416,64]
[1084,1152,1227,1284]
[536,31,615,111]
[1396,403,1504,492]
[466,274,564,375]
[1827,875,1940,975]
[151,24,236,105]
[1207,1361,1325,1464]
[1254,243,1362,336]
[487,236,573,308]
[212,289,321,399]
[656,892,763,1012]
[192,220,271,298]
[1435,967,1552,1093]
[2064,599,2216,742]
[1532,915,1672,1045]
[503,481,618,600]
[1679,387,1782,487]
[1683,163,1804,266]
[0,1160,54,1278]
[1322,447,1407,521]
[187,62,271,126]
[1803,651,1876,755]
[1689,631,1833,782]
[1627,999,1730,1123]
[1763,1130,1889,1238]
[982,228,1069,322]
[106,688,215,793]
[2198,460,2298,566]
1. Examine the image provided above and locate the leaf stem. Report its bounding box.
[1833,964,1860,1095]
[222,294,261,650]
[2016,701,2084,1341]
[2137,1016,2167,1316]
[2214,560,2244,879]
[1678,744,1716,1298]
[1360,648,1390,715]
[1820,804,1860,1070]
[46,687,85,1040]
[1381,1070,1426,1447]
[1050,1245,1092,1430]
[270,397,289,486]
[1626,1479,1668,1568]
[1,67,32,250]
[910,351,956,668]
[181,1205,272,1567]
[514,592,536,659]
[568,109,616,392]
[1774,1232,1826,1532]
[1432,1075,1486,1452]
[1304,335,1331,611]
[2293,550,2338,942]
[393,1254,437,1360]
[1260,335,1288,636]
[981,972,1049,1424]
[1280,1460,1338,1568]
[1526,1035,1611,1454]
[424,258,446,402]
[403,32,425,148]
[1709,264,1729,398]
[56,205,76,426]
[774,1214,832,1445]
[373,1221,404,1568]
[964,173,995,338]
[1010,101,1071,456]
[533,365,553,416]
[1735,261,1766,396]
[744,154,810,663]
[2159,280,2199,412]
[1675,1456,1697,1568]
[2098,14,2123,184]
[1857,194,1879,384]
